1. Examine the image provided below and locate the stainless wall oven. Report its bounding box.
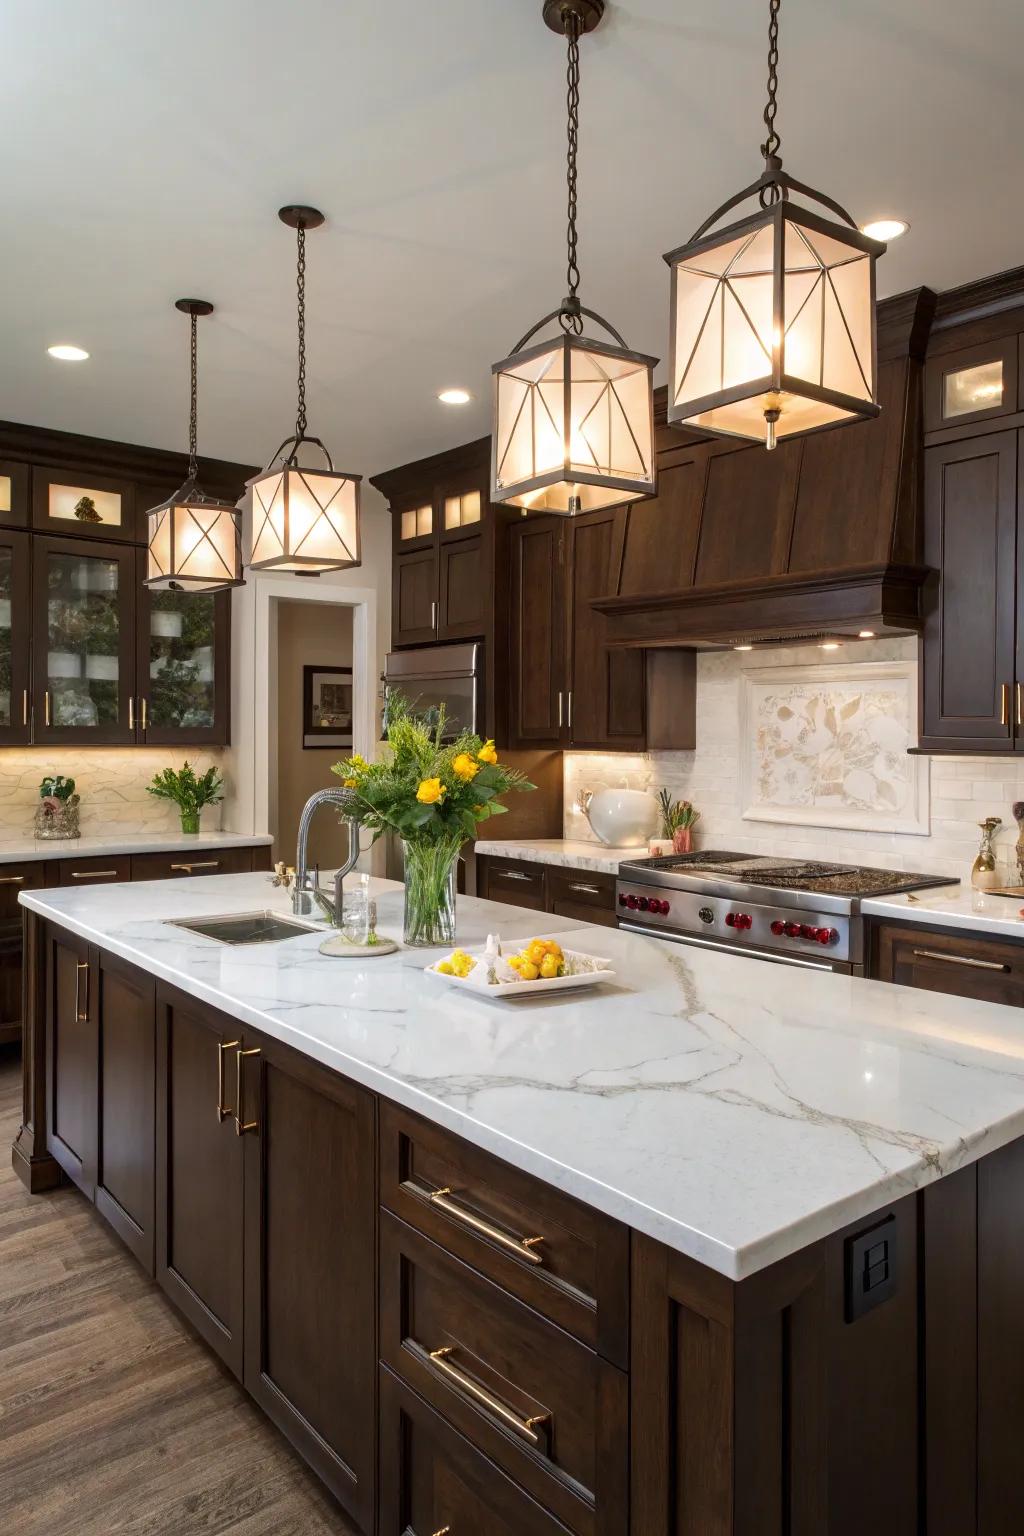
[383,642,482,742]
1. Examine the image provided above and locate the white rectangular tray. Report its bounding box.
[425,943,615,999]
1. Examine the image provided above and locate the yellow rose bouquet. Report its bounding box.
[332,692,533,945]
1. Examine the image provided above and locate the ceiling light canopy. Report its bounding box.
[491,0,657,515]
[438,387,472,405]
[860,219,909,242]
[48,344,89,361]
[664,0,885,451]
[245,206,362,574]
[145,300,243,593]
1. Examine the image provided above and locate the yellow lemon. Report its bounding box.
[526,939,547,967]
[519,961,540,981]
[436,961,454,975]
[539,953,560,980]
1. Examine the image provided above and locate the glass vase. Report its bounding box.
[402,836,460,947]
[180,812,200,835]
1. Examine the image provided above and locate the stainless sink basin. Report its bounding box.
[169,910,321,945]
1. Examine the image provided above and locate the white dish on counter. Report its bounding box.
[425,943,615,998]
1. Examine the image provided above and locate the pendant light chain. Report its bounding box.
[188,310,199,481]
[560,9,584,335]
[295,221,308,439]
[759,0,782,206]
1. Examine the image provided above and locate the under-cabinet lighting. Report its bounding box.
[858,630,876,639]
[820,642,842,651]
[734,644,754,652]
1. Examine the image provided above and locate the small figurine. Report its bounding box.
[73,495,103,523]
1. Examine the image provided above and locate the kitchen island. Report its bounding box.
[14,872,1024,1536]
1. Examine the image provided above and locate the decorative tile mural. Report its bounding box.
[738,660,928,834]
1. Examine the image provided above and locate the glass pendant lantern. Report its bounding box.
[145,300,243,592]
[664,0,886,449]
[245,207,362,573]
[492,0,657,514]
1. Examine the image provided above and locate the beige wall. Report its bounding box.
[274,599,354,867]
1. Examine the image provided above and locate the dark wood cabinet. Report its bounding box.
[924,334,1019,434]
[45,926,97,1198]
[920,432,1019,750]
[0,528,31,744]
[568,512,645,750]
[136,585,231,745]
[868,918,1024,1006]
[393,546,439,646]
[94,950,156,1271]
[31,466,137,543]
[241,1031,376,1527]
[478,854,549,911]
[0,458,30,530]
[155,982,246,1376]
[509,516,567,745]
[478,854,619,928]
[0,862,44,1045]
[438,533,486,640]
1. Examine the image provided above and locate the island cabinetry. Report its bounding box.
[45,925,98,1198]
[379,1211,628,1536]
[379,1366,577,1536]
[0,861,44,1046]
[241,1030,377,1527]
[94,950,156,1270]
[868,919,1024,1006]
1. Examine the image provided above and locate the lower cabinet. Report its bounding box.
[0,862,45,1045]
[95,950,156,1269]
[46,925,97,1197]
[868,919,1024,1005]
[478,855,618,928]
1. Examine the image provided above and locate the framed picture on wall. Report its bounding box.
[302,665,354,749]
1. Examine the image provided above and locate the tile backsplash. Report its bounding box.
[0,749,227,836]
[564,638,1024,883]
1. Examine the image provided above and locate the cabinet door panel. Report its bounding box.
[31,467,137,542]
[137,586,230,745]
[438,534,485,639]
[510,518,566,746]
[32,535,137,745]
[618,445,703,595]
[393,547,438,646]
[870,920,1024,1006]
[155,986,244,1375]
[569,511,644,750]
[925,336,1019,433]
[46,927,96,1196]
[96,952,156,1272]
[0,458,29,530]
[694,440,800,586]
[243,1033,376,1529]
[0,529,31,744]
[921,433,1017,748]
[0,862,45,1045]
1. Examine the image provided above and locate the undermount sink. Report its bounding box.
[169,910,321,945]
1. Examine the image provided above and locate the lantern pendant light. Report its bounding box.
[145,300,244,592]
[491,0,657,515]
[245,206,362,573]
[664,0,885,450]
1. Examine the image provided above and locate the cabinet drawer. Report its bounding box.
[380,1211,627,1536]
[547,868,617,928]
[131,846,253,881]
[380,1100,628,1363]
[56,855,132,886]
[480,855,548,911]
[380,1366,575,1536]
[0,860,45,918]
[872,920,1024,1006]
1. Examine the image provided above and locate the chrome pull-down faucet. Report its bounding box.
[292,788,361,923]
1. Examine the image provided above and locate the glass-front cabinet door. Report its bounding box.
[0,530,31,744]
[32,536,136,744]
[137,586,230,745]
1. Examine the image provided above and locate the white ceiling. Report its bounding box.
[2,0,1022,479]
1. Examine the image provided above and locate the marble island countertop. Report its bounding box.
[0,830,273,864]
[21,872,1024,1281]
[473,837,644,873]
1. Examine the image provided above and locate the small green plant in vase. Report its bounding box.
[147,761,223,835]
[655,789,700,855]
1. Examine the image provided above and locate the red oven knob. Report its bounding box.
[618,892,627,907]
[817,927,838,946]
[783,921,801,938]
[660,899,671,916]
[638,896,650,912]
[727,912,752,931]
[626,894,638,910]
[770,920,785,936]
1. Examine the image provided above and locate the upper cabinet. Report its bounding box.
[925,336,1020,435]
[32,467,137,543]
[137,585,231,745]
[0,460,30,530]
[0,529,31,744]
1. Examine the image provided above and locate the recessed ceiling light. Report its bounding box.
[858,629,876,639]
[820,641,842,651]
[48,344,89,362]
[734,644,753,652]
[860,219,909,242]
[438,388,471,406]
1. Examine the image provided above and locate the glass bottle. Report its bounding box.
[972,817,1002,890]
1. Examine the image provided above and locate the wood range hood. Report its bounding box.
[594,288,938,650]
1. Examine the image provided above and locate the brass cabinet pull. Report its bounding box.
[22,690,28,726]
[1017,682,1022,729]
[912,948,1009,973]
[217,1039,241,1121]
[427,1345,550,1447]
[44,690,50,727]
[430,599,437,630]
[425,1185,544,1266]
[75,960,89,1023]
[497,869,536,883]
[235,1047,261,1135]
[0,875,25,886]
[430,1528,452,1535]
[141,697,147,731]
[70,869,119,880]
[557,690,563,728]
[170,860,221,873]
[129,696,135,731]
[568,882,601,895]
[567,689,573,730]
[1001,682,1010,728]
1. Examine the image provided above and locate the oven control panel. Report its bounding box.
[615,882,852,963]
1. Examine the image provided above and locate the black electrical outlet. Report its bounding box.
[844,1215,897,1323]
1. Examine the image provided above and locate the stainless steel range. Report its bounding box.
[615,851,956,974]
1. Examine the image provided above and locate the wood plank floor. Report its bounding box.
[0,1045,360,1535]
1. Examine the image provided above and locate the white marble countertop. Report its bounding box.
[863,884,1024,939]
[473,837,643,873]
[21,871,1024,1281]
[0,830,272,865]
